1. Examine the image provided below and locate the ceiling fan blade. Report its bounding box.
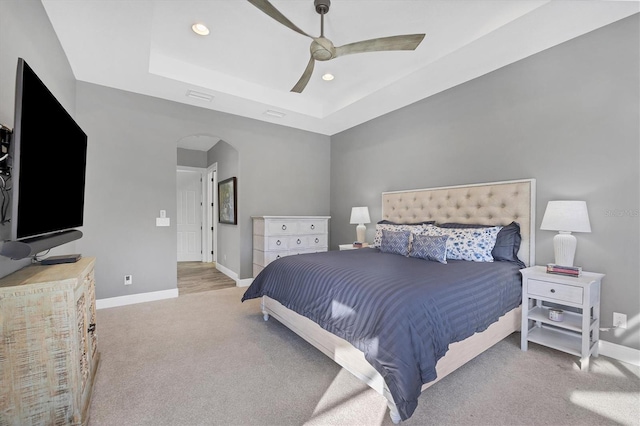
[291,56,315,93]
[335,34,425,57]
[247,0,313,39]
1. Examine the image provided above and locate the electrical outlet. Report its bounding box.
[124,275,133,285]
[613,312,627,329]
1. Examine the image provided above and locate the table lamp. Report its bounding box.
[540,200,591,266]
[350,207,370,243]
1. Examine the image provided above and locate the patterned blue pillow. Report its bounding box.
[409,234,448,264]
[380,230,411,256]
[436,221,523,267]
[373,223,432,248]
[420,226,502,262]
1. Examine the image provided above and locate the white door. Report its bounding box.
[177,169,202,261]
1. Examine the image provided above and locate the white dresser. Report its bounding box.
[253,216,330,277]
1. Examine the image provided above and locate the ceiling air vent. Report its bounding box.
[186,90,214,102]
[264,110,286,118]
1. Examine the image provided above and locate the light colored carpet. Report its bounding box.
[89,287,640,426]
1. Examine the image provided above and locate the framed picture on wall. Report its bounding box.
[218,177,237,225]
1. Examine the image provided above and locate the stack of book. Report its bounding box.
[353,242,369,248]
[546,263,582,277]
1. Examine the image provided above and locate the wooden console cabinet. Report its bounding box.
[0,257,99,425]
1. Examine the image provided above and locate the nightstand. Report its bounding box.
[520,266,604,370]
[339,243,370,250]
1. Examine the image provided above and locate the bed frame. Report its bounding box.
[261,179,536,423]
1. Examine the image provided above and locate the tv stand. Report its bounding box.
[40,253,82,265]
[0,257,99,425]
[0,229,82,260]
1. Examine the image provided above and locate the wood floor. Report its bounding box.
[177,262,236,295]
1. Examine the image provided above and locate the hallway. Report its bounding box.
[177,262,236,295]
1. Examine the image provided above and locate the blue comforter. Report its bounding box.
[242,248,522,420]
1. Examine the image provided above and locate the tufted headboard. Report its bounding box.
[381,179,536,266]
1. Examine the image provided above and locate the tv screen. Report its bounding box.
[11,58,87,240]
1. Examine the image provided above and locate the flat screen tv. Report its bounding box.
[10,58,87,241]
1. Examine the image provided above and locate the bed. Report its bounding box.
[242,179,535,423]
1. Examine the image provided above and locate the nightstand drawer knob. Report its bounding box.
[282,224,287,230]
[276,240,281,246]
[550,289,556,293]
[311,224,315,230]
[297,239,301,244]
[315,238,319,243]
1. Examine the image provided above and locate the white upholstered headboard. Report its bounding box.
[381,179,536,267]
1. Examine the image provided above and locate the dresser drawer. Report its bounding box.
[253,249,287,267]
[297,219,327,235]
[528,279,583,304]
[266,220,298,235]
[307,234,327,248]
[266,236,290,250]
[289,236,307,249]
[288,247,328,256]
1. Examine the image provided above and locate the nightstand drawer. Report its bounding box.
[528,279,583,304]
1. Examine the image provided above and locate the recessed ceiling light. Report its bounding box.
[191,23,210,36]
[322,73,334,81]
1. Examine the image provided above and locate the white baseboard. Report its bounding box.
[96,288,178,309]
[216,263,238,284]
[599,340,640,366]
[237,278,253,287]
[215,263,252,287]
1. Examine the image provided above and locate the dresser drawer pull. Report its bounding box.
[282,224,287,230]
[550,289,556,293]
[276,240,281,246]
[276,255,281,259]
[297,239,301,244]
[315,238,319,243]
[311,224,315,230]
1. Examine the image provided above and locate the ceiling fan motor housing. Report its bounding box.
[314,0,330,14]
[311,37,335,60]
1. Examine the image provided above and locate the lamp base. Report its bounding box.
[553,231,577,267]
[356,224,366,243]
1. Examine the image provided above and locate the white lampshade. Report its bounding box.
[540,201,591,267]
[350,207,370,243]
[540,201,591,233]
[350,207,371,225]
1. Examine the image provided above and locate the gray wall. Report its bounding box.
[330,15,639,350]
[75,82,330,298]
[177,148,207,169]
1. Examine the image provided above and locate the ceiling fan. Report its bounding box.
[247,0,426,93]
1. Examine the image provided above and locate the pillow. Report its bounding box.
[377,220,436,225]
[437,221,524,266]
[372,223,433,248]
[409,234,448,264]
[379,230,411,256]
[420,225,501,262]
